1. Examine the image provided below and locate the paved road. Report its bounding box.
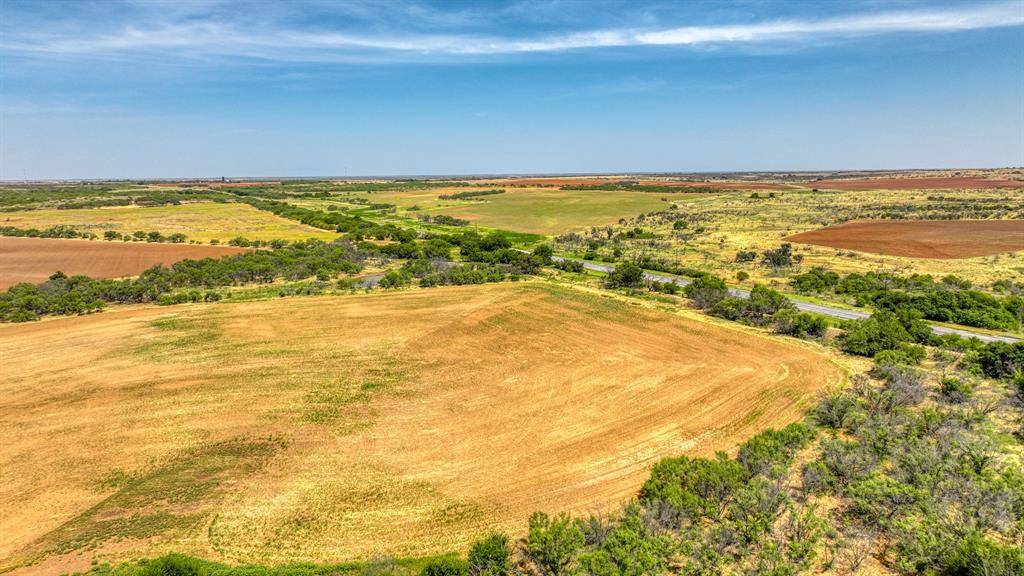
[552,256,1020,344]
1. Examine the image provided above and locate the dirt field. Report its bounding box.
[808,176,1022,190]
[0,236,249,289]
[786,219,1024,259]
[0,283,842,573]
[0,202,338,243]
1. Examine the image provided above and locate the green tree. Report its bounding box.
[525,512,584,576]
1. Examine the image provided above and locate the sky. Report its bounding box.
[1,0,1023,179]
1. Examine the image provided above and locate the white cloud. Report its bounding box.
[2,1,1021,62]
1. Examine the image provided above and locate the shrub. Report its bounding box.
[524,512,584,576]
[604,262,644,289]
[421,557,468,576]
[940,376,974,403]
[684,275,728,309]
[736,422,816,478]
[939,533,1024,576]
[467,533,511,576]
[639,453,746,523]
[772,309,827,338]
[975,342,1024,380]
[839,311,913,356]
[735,271,749,282]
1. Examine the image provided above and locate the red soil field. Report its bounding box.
[504,177,788,190]
[786,219,1024,259]
[0,236,248,289]
[808,177,1022,190]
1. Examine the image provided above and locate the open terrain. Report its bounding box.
[555,186,1024,289]
[0,202,338,243]
[786,219,1024,259]
[807,176,1022,190]
[0,282,842,573]
[0,236,249,289]
[500,178,791,190]
[311,186,674,236]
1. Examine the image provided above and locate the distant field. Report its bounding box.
[0,237,249,289]
[808,176,1022,190]
[428,188,675,234]
[326,186,675,235]
[0,282,841,573]
[0,202,338,243]
[501,177,790,190]
[786,219,1024,259]
[555,187,1024,288]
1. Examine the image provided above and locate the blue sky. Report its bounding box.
[1,0,1022,179]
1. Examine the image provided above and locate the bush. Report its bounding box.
[421,557,468,576]
[736,422,816,478]
[939,376,974,403]
[524,512,584,576]
[772,309,827,338]
[839,311,914,357]
[467,533,511,576]
[939,533,1024,576]
[684,275,728,309]
[735,271,749,282]
[604,262,644,289]
[975,342,1024,380]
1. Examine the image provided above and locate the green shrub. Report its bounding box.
[421,557,467,576]
[939,376,974,403]
[467,533,510,576]
[939,533,1024,576]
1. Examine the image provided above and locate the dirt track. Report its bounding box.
[786,219,1024,259]
[0,236,248,289]
[808,177,1022,190]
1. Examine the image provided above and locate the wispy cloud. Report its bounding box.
[2,1,1021,63]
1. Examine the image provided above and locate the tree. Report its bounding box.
[761,243,800,270]
[604,262,644,289]
[839,311,913,357]
[532,244,554,265]
[468,533,511,576]
[524,512,584,576]
[685,275,728,309]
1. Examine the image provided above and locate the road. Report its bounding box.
[552,256,1020,344]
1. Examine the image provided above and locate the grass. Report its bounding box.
[556,187,1024,290]
[0,282,842,571]
[294,186,675,236]
[0,202,339,243]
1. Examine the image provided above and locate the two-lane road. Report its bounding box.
[552,256,1020,344]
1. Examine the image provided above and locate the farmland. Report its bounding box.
[0,237,249,289]
[310,185,674,236]
[1,171,1023,576]
[0,202,339,243]
[555,185,1024,289]
[786,219,1024,259]
[0,282,842,572]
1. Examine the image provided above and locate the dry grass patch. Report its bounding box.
[0,283,842,572]
[0,202,337,243]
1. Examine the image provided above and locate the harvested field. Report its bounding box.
[786,219,1024,259]
[808,176,1022,190]
[0,236,248,289]
[0,283,842,573]
[0,202,338,243]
